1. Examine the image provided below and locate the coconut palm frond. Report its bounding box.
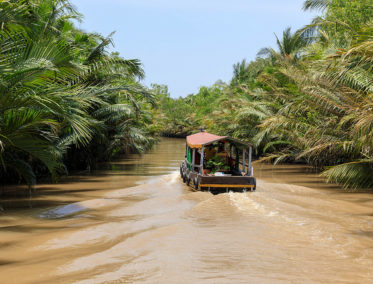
[263,140,293,153]
[322,160,373,189]
[303,0,331,11]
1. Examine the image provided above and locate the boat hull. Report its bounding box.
[180,161,256,194]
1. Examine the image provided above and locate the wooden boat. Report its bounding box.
[180,131,256,194]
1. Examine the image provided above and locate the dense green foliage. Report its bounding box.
[0,0,156,187]
[2,0,373,190]
[156,0,373,189]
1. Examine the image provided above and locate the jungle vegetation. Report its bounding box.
[155,0,373,189]
[0,0,156,187]
[2,0,373,191]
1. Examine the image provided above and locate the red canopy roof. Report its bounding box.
[186,132,227,148]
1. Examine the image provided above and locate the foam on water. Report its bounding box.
[40,198,122,219]
[228,190,279,218]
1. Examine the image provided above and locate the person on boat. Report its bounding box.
[204,145,216,160]
[202,146,215,175]
[194,149,201,172]
[216,143,237,173]
[216,143,228,159]
[216,143,230,169]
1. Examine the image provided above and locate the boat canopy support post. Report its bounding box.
[200,147,204,174]
[248,146,252,176]
[242,149,246,174]
[192,148,196,169]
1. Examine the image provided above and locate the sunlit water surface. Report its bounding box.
[1,138,373,283]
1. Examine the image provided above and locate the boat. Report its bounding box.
[180,131,256,194]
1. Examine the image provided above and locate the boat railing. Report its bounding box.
[185,160,202,168]
[185,159,253,176]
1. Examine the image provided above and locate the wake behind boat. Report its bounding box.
[180,131,256,194]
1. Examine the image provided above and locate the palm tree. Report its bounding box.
[303,0,331,11]
[258,27,309,62]
[0,0,157,187]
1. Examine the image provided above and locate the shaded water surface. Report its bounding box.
[1,138,373,283]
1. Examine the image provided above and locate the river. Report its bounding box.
[1,138,373,283]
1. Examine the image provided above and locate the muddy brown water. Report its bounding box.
[1,138,373,283]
